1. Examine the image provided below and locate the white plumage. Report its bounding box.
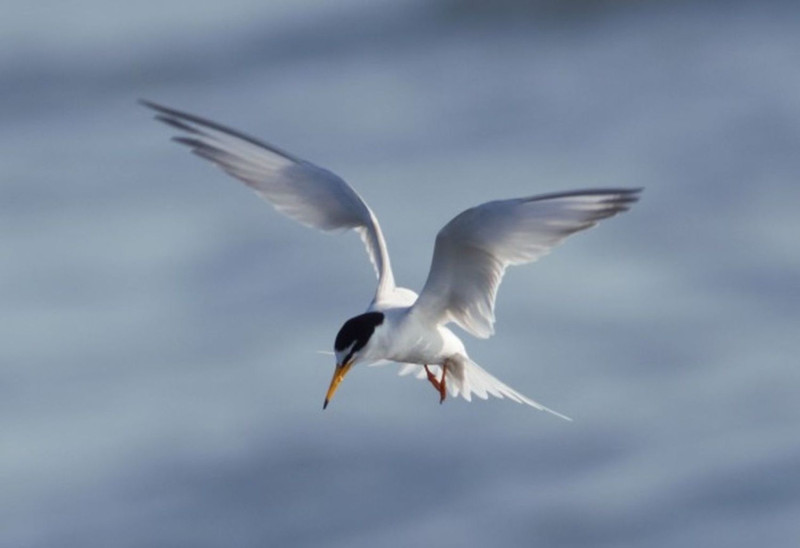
[143,100,640,419]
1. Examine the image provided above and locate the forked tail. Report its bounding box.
[398,357,572,421]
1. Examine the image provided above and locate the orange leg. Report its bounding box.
[438,363,447,404]
[424,364,448,404]
[424,364,440,391]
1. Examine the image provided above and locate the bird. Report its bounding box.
[142,99,641,420]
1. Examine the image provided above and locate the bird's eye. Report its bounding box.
[334,312,384,356]
[335,340,357,366]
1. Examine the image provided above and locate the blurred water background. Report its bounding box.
[3,0,800,546]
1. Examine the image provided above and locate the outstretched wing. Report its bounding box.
[141,100,396,301]
[411,189,641,338]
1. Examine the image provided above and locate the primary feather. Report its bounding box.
[140,100,397,302]
[412,189,641,338]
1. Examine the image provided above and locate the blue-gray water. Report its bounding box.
[3,1,799,546]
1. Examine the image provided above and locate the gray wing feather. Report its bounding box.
[142,100,396,299]
[412,189,641,338]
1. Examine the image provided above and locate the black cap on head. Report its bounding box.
[334,312,384,364]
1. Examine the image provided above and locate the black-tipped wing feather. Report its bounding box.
[411,189,641,338]
[142,100,397,300]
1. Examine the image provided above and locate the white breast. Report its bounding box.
[369,306,466,366]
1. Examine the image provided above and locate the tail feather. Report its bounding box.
[398,359,572,421]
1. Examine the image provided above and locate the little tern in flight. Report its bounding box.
[142,100,640,419]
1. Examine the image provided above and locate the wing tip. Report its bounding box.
[523,187,643,205]
[140,99,302,163]
[139,98,177,117]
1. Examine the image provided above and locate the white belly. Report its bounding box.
[379,308,467,366]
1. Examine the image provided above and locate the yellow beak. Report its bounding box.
[323,362,353,409]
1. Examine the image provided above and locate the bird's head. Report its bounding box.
[323,311,385,409]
